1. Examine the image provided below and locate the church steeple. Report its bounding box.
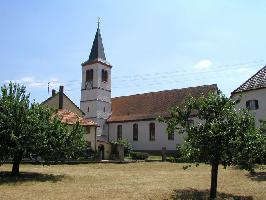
[88,27,106,61]
[80,22,112,139]
[82,23,107,66]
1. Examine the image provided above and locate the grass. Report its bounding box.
[0,163,265,200]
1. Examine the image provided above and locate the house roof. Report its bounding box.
[56,109,98,126]
[82,27,108,66]
[107,84,218,123]
[232,66,266,94]
[41,92,85,116]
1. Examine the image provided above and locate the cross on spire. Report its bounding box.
[97,17,100,29]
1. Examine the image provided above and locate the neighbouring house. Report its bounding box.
[231,65,266,128]
[80,25,218,153]
[42,86,112,160]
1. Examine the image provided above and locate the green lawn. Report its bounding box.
[0,163,265,200]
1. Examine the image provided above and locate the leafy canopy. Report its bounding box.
[0,83,86,164]
[159,91,265,171]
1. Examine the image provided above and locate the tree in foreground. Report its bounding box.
[0,83,86,176]
[159,91,265,199]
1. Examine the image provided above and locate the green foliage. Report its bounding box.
[111,139,133,156]
[159,91,266,198]
[0,83,86,173]
[130,152,149,160]
[159,91,265,171]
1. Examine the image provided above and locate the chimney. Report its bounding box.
[52,89,56,97]
[59,86,64,109]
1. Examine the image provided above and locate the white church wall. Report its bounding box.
[108,120,187,151]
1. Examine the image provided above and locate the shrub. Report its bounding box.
[130,152,149,160]
[111,139,133,156]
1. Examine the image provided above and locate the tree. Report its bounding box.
[111,139,133,156]
[159,91,265,199]
[0,83,86,176]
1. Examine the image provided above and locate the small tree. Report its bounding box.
[159,91,265,199]
[111,139,133,156]
[0,83,86,176]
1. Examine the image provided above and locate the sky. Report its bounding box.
[0,0,266,105]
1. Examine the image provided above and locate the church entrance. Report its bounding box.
[98,144,105,160]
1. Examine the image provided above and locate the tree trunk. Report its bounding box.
[210,161,219,199]
[11,152,23,176]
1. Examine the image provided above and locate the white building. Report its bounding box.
[231,66,266,128]
[80,26,218,153]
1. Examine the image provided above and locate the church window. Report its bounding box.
[104,71,108,82]
[86,69,93,82]
[86,69,93,89]
[103,107,105,112]
[149,123,155,141]
[101,69,108,82]
[117,125,122,140]
[87,106,90,112]
[101,69,105,82]
[168,133,174,140]
[133,124,138,141]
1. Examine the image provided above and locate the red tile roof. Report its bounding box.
[232,66,266,94]
[107,84,218,123]
[55,109,98,126]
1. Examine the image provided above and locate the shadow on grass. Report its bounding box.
[170,188,253,200]
[246,171,266,182]
[0,171,64,184]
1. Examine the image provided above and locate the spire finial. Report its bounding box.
[97,17,100,29]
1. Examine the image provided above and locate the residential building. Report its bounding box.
[231,66,266,128]
[42,86,98,152]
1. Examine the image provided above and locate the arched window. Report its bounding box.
[101,69,108,82]
[86,69,93,82]
[101,69,105,82]
[117,125,122,140]
[104,70,108,82]
[86,69,93,89]
[149,123,155,141]
[133,124,138,141]
[103,107,105,112]
[87,106,90,112]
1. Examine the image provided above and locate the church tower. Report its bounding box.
[80,25,112,139]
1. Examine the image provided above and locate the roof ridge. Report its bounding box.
[111,84,217,99]
[232,65,266,94]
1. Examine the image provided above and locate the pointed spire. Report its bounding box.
[88,19,106,62]
[82,19,111,67]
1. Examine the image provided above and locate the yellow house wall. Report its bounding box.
[97,141,112,160]
[62,95,83,117]
[83,126,97,151]
[43,94,83,117]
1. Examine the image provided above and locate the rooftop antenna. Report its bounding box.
[48,82,50,94]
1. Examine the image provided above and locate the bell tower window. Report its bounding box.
[101,69,108,82]
[85,69,93,89]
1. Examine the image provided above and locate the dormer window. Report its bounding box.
[101,69,108,82]
[246,100,259,110]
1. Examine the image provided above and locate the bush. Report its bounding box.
[111,139,133,156]
[130,152,149,160]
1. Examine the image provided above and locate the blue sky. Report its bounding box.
[0,0,266,105]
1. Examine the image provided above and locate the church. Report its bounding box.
[79,25,217,153]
